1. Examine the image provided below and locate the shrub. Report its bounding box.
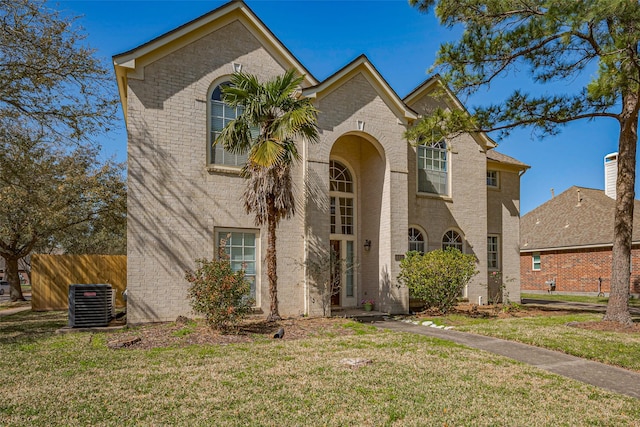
[185,258,254,332]
[398,248,478,313]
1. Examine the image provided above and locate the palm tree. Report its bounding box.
[215,70,319,321]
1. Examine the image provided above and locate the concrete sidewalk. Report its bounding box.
[0,305,31,317]
[375,319,640,399]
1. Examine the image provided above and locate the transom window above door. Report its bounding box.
[330,160,354,235]
[330,160,353,193]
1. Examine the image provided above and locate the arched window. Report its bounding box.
[209,82,248,166]
[442,230,463,251]
[417,140,448,195]
[408,228,425,253]
[330,160,354,235]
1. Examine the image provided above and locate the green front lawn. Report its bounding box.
[0,310,639,426]
[521,292,640,307]
[418,311,640,372]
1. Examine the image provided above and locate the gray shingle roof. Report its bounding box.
[520,186,640,251]
[487,149,530,168]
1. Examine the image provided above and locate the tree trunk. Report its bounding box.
[4,256,25,302]
[604,94,638,325]
[266,195,281,321]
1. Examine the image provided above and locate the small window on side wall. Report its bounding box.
[487,170,499,188]
[532,253,541,271]
[487,235,499,270]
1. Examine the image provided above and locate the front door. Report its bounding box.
[329,160,356,307]
[330,239,355,307]
[330,240,341,306]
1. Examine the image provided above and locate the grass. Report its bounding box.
[1,310,640,426]
[522,292,640,307]
[418,311,640,372]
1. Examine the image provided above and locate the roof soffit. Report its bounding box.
[302,56,418,124]
[113,2,316,85]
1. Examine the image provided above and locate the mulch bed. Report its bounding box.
[108,316,356,350]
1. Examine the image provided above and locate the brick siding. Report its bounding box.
[520,246,640,295]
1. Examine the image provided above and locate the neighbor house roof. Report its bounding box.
[520,186,640,252]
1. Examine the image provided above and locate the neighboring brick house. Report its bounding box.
[113,0,529,323]
[520,186,640,297]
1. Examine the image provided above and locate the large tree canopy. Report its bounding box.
[0,125,125,301]
[0,0,116,140]
[0,0,120,300]
[408,0,640,324]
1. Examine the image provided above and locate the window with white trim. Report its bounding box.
[487,170,499,188]
[217,230,258,301]
[487,235,499,270]
[209,82,248,166]
[417,140,448,195]
[330,161,354,235]
[408,228,425,253]
[442,230,463,251]
[532,253,541,271]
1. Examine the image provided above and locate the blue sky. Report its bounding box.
[57,0,625,214]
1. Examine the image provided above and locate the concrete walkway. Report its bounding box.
[0,305,31,317]
[374,319,640,400]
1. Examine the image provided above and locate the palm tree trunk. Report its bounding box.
[604,94,638,325]
[266,195,281,321]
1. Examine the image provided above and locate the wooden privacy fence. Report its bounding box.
[32,254,126,311]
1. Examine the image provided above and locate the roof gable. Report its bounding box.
[403,76,497,150]
[521,186,640,251]
[113,1,317,119]
[301,55,418,124]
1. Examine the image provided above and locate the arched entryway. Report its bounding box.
[329,132,385,308]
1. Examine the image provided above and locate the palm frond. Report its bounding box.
[214,118,252,155]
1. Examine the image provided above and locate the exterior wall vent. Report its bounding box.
[604,152,618,199]
[68,284,114,328]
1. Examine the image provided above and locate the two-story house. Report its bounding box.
[113,1,528,323]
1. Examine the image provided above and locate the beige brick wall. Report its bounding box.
[126,21,305,323]
[406,96,489,304]
[487,168,523,303]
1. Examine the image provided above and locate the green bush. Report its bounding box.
[398,248,478,313]
[185,258,254,332]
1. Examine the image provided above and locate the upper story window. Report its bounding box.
[330,160,354,235]
[209,82,248,167]
[417,140,448,195]
[442,230,463,252]
[487,170,499,188]
[408,228,425,253]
